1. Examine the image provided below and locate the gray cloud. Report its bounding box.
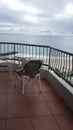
[0,0,73,34]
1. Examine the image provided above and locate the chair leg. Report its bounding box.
[38,75,41,92]
[8,62,12,80]
[22,76,30,95]
[22,76,26,95]
[36,74,41,93]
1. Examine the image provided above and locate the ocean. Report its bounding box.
[0,33,73,53]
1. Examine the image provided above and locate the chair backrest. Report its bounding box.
[23,60,42,78]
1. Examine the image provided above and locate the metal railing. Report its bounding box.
[0,42,73,87]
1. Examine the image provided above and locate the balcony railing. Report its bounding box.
[0,42,73,87]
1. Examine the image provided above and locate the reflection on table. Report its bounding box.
[15,54,33,67]
[0,51,18,79]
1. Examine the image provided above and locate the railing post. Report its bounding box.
[48,48,51,69]
[0,44,2,53]
[72,56,73,72]
[14,43,15,64]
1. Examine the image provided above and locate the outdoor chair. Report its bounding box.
[16,60,42,95]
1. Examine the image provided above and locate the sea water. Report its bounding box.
[0,33,73,53]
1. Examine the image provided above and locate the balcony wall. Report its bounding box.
[40,68,73,111]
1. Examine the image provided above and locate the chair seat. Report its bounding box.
[17,69,40,78]
[0,64,8,67]
[17,69,25,76]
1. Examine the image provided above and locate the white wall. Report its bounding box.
[40,68,73,111]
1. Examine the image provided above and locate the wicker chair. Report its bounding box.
[16,60,42,95]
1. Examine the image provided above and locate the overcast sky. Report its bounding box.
[0,0,73,34]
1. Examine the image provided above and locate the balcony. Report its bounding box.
[0,71,73,130]
[0,42,73,129]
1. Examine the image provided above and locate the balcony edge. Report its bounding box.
[40,68,73,111]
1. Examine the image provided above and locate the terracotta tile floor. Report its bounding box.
[0,72,73,130]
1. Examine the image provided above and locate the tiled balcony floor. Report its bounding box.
[0,72,73,130]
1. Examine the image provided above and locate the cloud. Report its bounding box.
[0,0,73,34]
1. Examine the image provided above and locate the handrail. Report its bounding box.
[0,42,73,87]
[0,42,73,55]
